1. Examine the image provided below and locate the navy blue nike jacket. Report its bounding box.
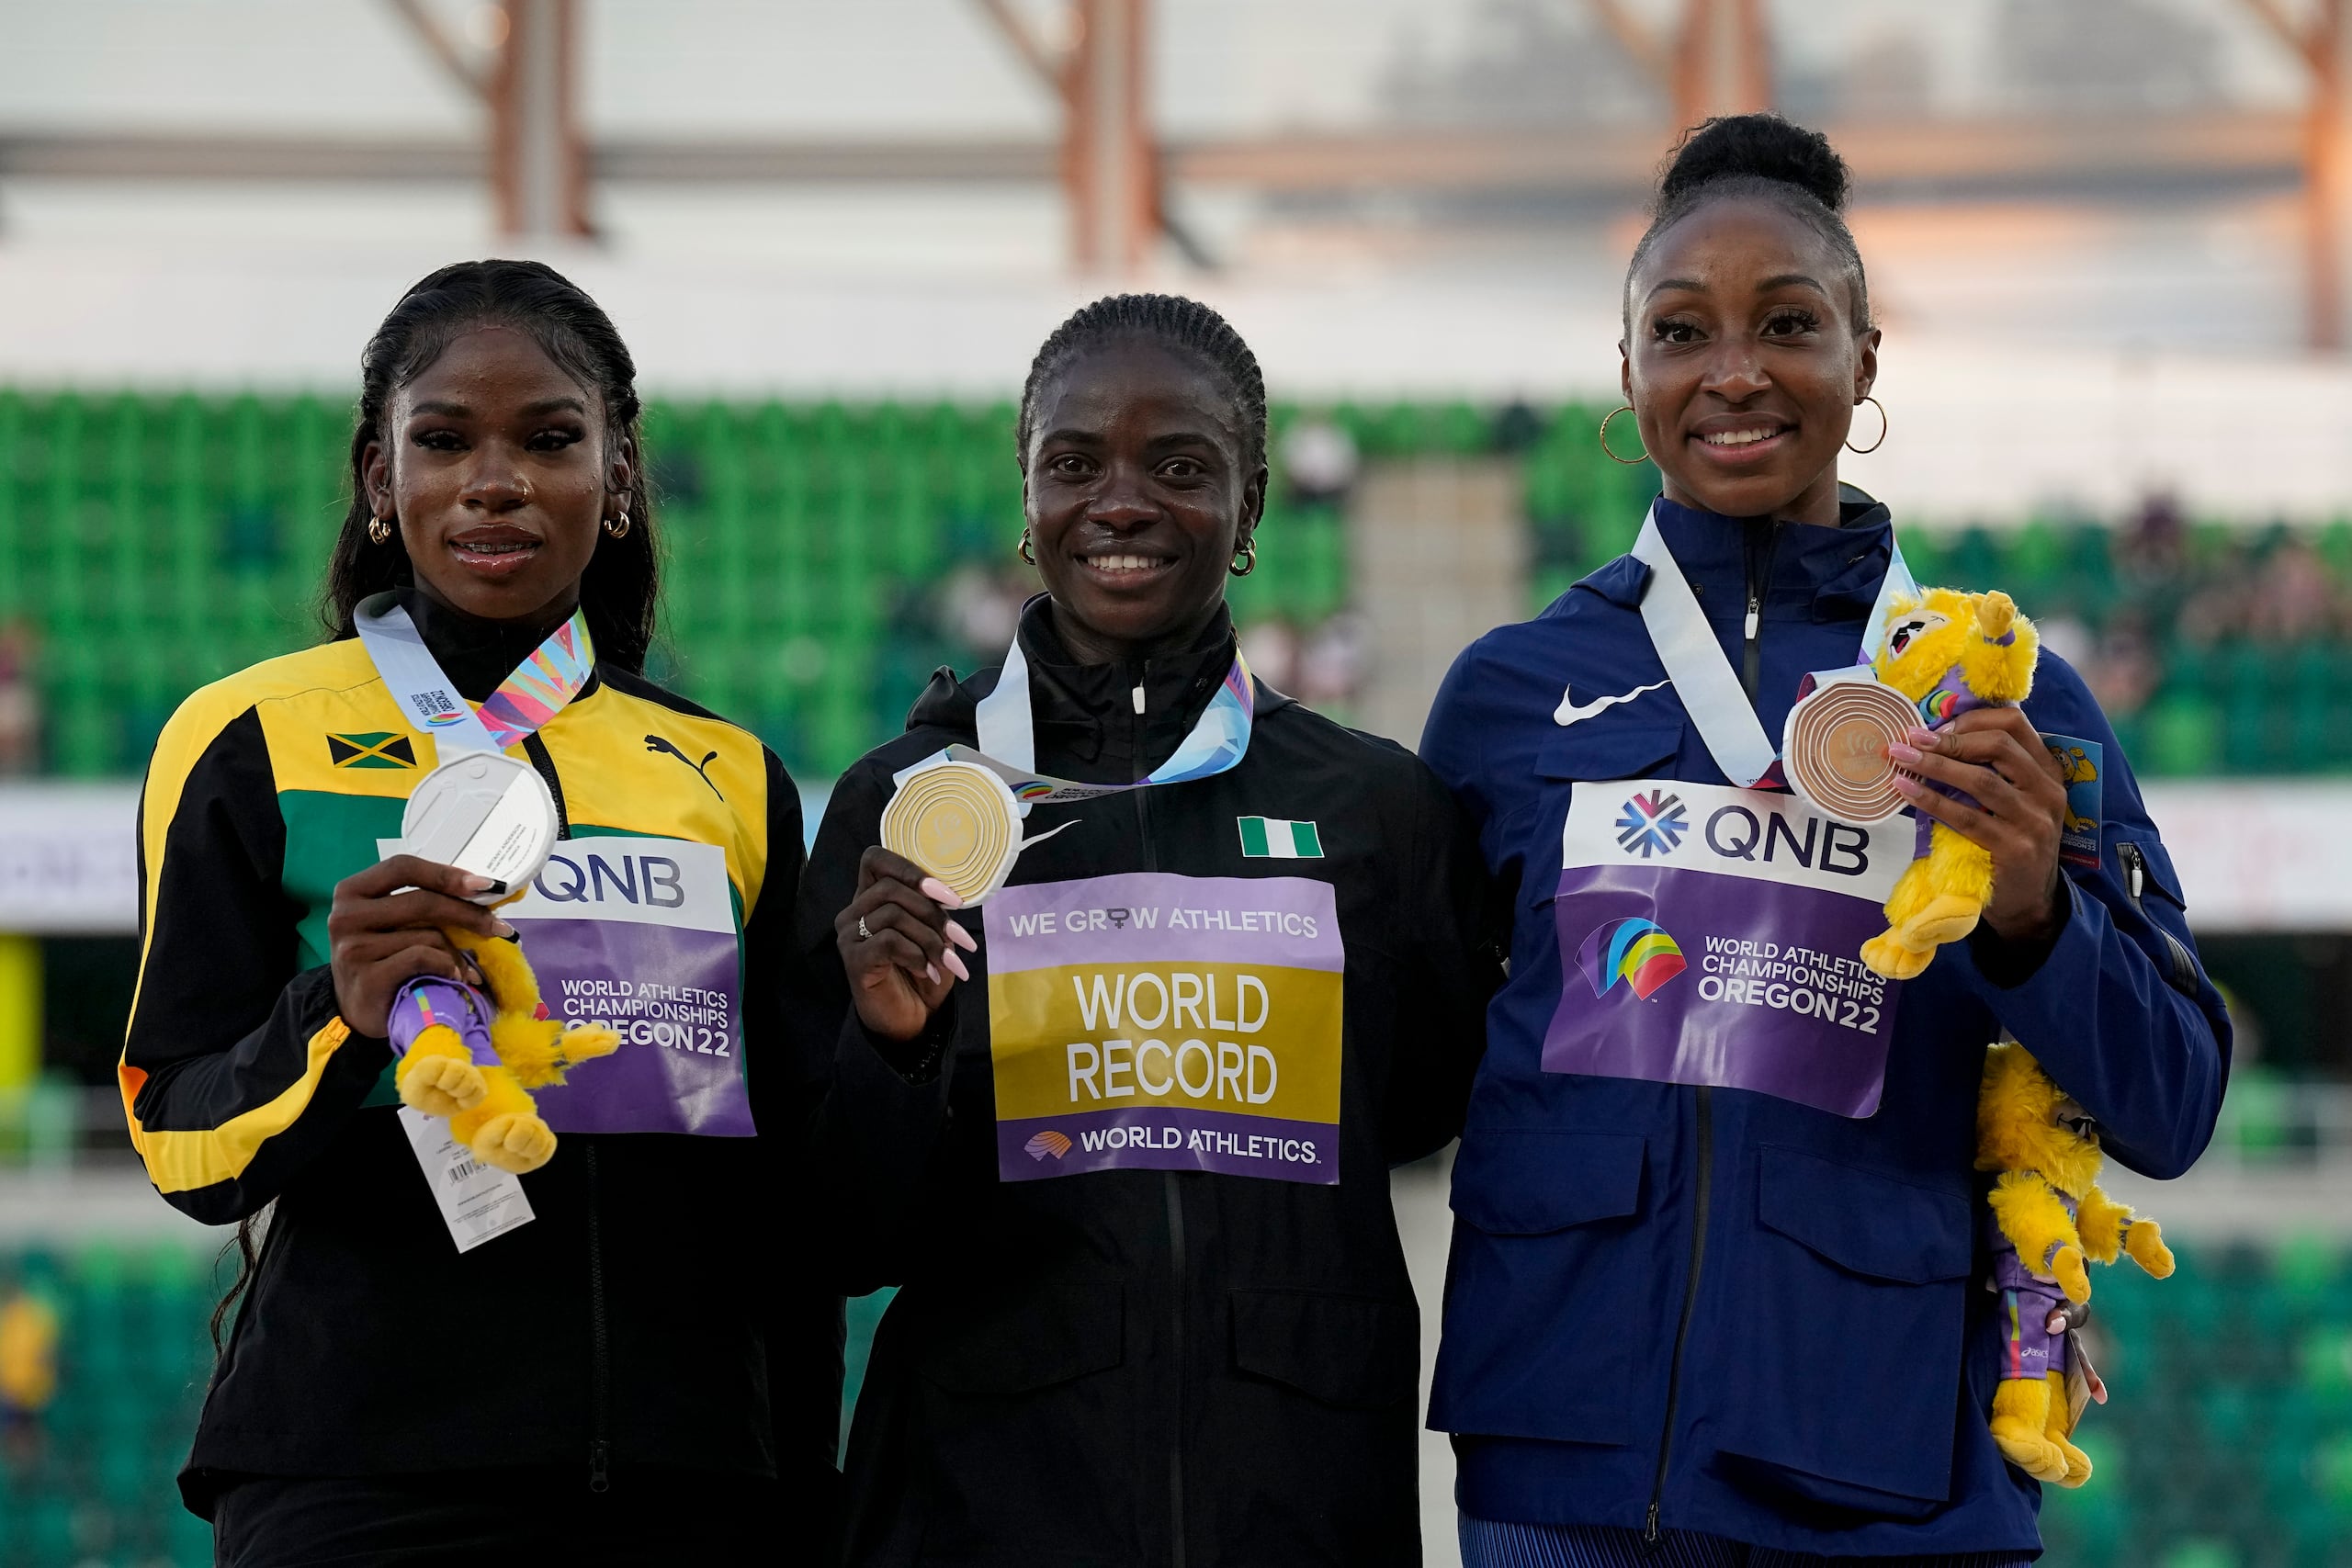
[1418,495,2230,1559]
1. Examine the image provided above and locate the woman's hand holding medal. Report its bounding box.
[327,854,514,1037]
[1886,709,2072,943]
[838,847,978,1043]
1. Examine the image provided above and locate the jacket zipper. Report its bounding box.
[1645,532,1770,1546]
[585,1140,612,1493]
[1131,677,1188,1568]
[2116,841,2199,996]
[523,731,607,1493]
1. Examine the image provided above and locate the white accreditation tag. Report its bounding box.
[399,1106,536,1253]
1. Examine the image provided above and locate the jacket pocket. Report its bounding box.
[1716,1145,1973,1512]
[1521,722,1684,910]
[915,1280,1125,1395]
[1229,1289,1417,1410]
[1430,1130,1649,1445]
[1534,718,1683,784]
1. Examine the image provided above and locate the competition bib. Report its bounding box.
[1543,778,1908,1117]
[985,872,1343,1185]
[379,834,752,1136]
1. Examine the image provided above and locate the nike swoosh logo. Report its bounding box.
[1554,678,1672,727]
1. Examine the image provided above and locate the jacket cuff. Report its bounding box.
[1963,875,2095,1007]
[288,965,394,1087]
[1962,883,2075,990]
[842,989,961,1089]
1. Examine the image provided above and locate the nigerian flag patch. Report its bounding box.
[1238,816,1323,859]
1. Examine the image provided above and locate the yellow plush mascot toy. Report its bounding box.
[1975,1041,2174,1486]
[385,913,620,1175]
[1860,587,2041,980]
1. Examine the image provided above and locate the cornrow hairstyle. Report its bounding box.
[1016,293,1269,473]
[320,258,660,672]
[1625,112,1871,332]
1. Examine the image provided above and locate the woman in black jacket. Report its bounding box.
[123,261,838,1562]
[792,293,1502,1566]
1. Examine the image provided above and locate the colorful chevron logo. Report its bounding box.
[1577,917,1688,1001]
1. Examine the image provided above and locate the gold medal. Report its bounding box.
[1782,678,1918,824]
[881,761,1024,905]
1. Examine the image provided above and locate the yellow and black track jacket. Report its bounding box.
[124,591,838,1514]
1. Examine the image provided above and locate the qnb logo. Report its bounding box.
[534,850,688,908]
[1024,1130,1072,1162]
[1577,917,1688,1001]
[1615,791,1690,858]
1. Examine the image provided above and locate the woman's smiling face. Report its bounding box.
[1623,195,1879,528]
[363,324,630,626]
[1022,337,1267,663]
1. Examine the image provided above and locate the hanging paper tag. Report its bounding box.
[399,1106,535,1253]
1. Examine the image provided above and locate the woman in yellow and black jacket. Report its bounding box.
[792,295,1503,1566]
[123,261,837,1562]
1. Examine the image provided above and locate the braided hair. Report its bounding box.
[1626,113,1871,332]
[1016,293,1269,472]
[320,258,660,671]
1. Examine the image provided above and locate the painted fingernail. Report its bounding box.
[1905,727,1938,748]
[464,874,498,892]
[924,963,942,986]
[493,920,518,939]
[944,922,978,953]
[1892,773,1921,795]
[1887,742,1922,764]
[920,877,964,909]
[942,949,971,983]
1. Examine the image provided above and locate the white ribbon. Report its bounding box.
[1630,504,1919,787]
[354,597,504,756]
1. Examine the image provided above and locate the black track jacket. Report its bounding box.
[790,602,1501,1567]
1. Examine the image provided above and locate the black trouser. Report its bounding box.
[212,1465,796,1566]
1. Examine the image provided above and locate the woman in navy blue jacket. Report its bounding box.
[1419,116,2230,1565]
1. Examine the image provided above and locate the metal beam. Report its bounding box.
[0,111,2306,196]
[1583,0,1669,93]
[488,0,591,239]
[383,0,488,99]
[969,0,1069,98]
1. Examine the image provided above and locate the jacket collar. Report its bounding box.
[399,585,604,704]
[1577,487,1897,627]
[908,595,1276,777]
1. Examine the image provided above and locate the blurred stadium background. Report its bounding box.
[1,1,2350,1563]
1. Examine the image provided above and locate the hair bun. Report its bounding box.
[1659,113,1850,212]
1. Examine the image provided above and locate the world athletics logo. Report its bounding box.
[1614,791,1689,858]
[1577,917,1689,1001]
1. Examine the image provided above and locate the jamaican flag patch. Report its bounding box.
[328,732,417,770]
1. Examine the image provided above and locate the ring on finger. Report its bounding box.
[856,916,872,941]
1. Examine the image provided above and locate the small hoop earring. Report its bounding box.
[1018,527,1037,567]
[604,510,631,539]
[1229,538,1258,578]
[1599,405,1648,466]
[368,515,392,546]
[1845,396,1888,456]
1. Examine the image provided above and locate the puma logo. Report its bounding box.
[645,735,723,797]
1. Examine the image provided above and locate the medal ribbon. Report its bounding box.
[1630,503,1918,788]
[897,606,1257,810]
[354,592,597,756]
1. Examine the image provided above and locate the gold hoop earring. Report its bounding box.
[1845,396,1888,456]
[604,510,631,539]
[368,515,392,546]
[1599,405,1648,466]
[1018,527,1036,567]
[1229,538,1258,578]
